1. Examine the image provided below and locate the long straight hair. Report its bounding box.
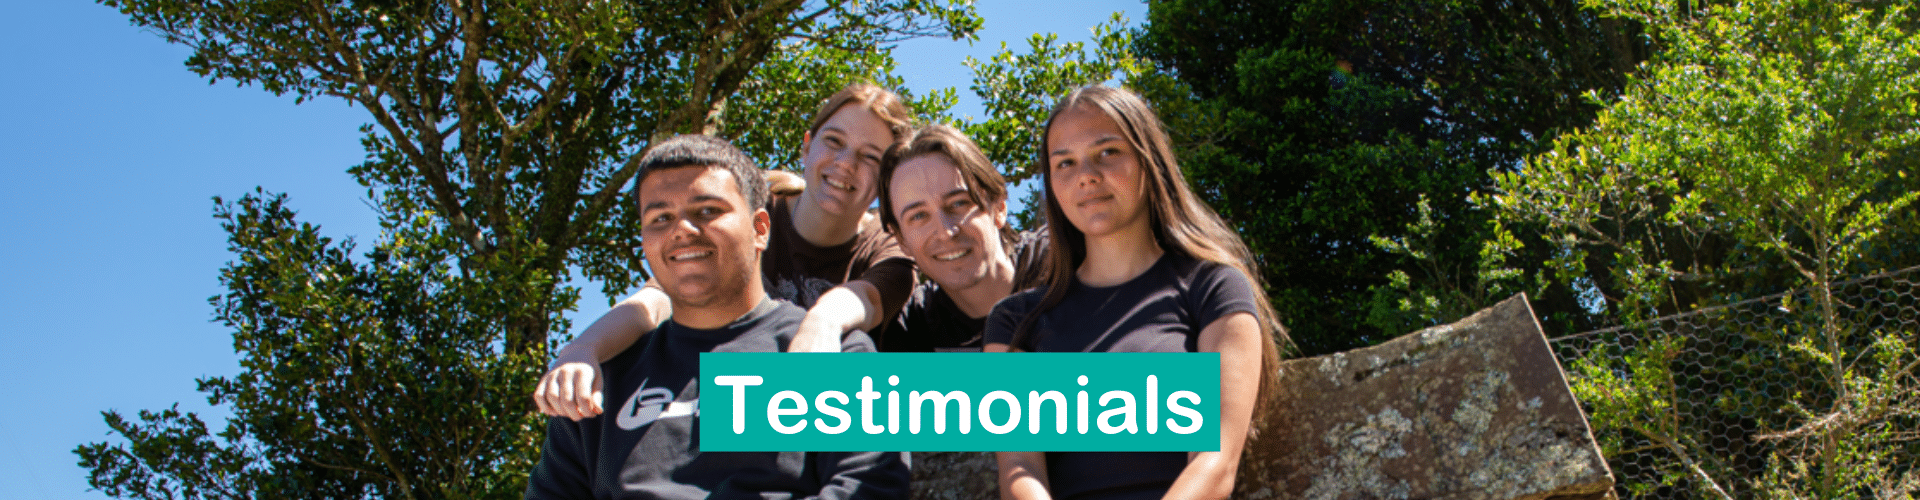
[1016,85,1288,419]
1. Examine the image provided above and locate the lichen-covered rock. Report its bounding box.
[905,294,1613,500]
[1239,293,1613,500]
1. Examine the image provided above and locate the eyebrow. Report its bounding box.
[822,125,886,153]
[1050,136,1122,158]
[897,188,969,215]
[641,194,732,213]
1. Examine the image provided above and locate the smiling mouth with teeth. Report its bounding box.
[824,178,855,191]
[934,248,971,261]
[668,250,713,261]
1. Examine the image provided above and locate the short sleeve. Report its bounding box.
[1191,262,1260,330]
[886,283,934,352]
[983,289,1040,349]
[840,328,878,354]
[854,256,915,327]
[849,212,916,330]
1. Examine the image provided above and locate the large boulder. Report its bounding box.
[910,294,1613,499]
[1238,293,1612,499]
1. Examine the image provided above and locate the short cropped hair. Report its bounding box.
[632,134,769,210]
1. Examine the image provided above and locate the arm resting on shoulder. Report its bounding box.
[791,254,916,353]
[767,169,806,196]
[790,280,883,353]
[1160,311,1261,500]
[534,285,671,419]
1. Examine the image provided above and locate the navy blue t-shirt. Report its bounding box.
[983,253,1258,499]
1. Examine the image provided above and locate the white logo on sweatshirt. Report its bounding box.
[615,379,697,431]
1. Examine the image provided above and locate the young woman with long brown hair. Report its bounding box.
[984,85,1285,500]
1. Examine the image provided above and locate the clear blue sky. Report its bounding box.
[0,1,1142,498]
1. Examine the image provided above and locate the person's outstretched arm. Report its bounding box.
[532,285,670,419]
[790,280,882,353]
[1159,311,1261,500]
[983,342,1053,499]
[789,254,915,353]
[800,324,909,499]
[995,450,1052,500]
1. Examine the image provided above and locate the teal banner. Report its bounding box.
[698,353,1220,452]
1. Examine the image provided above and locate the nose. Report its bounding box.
[669,215,701,240]
[940,211,965,237]
[830,148,858,173]
[1072,161,1100,189]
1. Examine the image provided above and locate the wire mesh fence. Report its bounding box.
[1550,266,1920,499]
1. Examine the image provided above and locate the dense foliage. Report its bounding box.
[1130,0,1648,355]
[77,0,1920,497]
[1498,0,1920,495]
[77,0,982,497]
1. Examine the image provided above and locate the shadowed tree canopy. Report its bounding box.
[1131,0,1648,355]
[103,0,980,352]
[75,0,982,497]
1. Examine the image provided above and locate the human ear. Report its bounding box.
[988,197,1009,229]
[752,208,771,251]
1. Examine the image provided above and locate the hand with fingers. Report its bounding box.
[535,356,605,421]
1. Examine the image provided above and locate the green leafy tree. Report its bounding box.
[958,12,1142,229]
[76,0,980,497]
[1496,0,1920,495]
[1130,0,1647,355]
[962,13,1142,177]
[76,192,566,498]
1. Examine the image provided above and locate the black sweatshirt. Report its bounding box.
[526,299,909,499]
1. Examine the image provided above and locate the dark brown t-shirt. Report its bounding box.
[761,195,915,339]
